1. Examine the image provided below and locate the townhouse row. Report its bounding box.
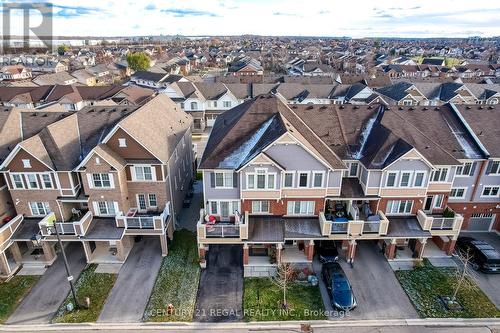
[0,95,194,278]
[196,95,500,276]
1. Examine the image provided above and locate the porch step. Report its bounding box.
[428,257,458,268]
[17,266,47,276]
[95,263,123,274]
[388,260,416,271]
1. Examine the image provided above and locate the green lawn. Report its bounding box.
[395,260,500,318]
[0,275,39,323]
[53,264,116,323]
[244,278,326,321]
[144,229,200,322]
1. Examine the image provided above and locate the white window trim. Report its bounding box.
[297,171,310,188]
[399,171,412,187]
[488,160,500,176]
[450,187,467,199]
[433,194,444,209]
[148,194,158,208]
[207,200,240,216]
[430,167,450,183]
[93,201,118,216]
[215,171,234,189]
[282,172,295,188]
[118,138,127,147]
[29,202,51,217]
[22,159,31,168]
[251,200,270,214]
[10,173,25,189]
[413,171,427,188]
[312,171,325,188]
[25,173,39,189]
[131,165,156,182]
[385,200,413,215]
[246,169,276,190]
[385,171,398,188]
[480,186,500,198]
[455,162,474,177]
[87,173,115,189]
[286,201,316,216]
[41,173,54,189]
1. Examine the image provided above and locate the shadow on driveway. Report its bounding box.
[6,243,87,325]
[194,245,243,322]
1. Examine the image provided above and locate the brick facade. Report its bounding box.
[377,196,425,215]
[447,202,500,232]
[241,198,325,215]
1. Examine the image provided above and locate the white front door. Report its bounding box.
[137,194,147,212]
[220,202,230,221]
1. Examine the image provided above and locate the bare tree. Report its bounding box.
[270,262,295,309]
[451,249,478,302]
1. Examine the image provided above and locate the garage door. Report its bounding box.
[467,213,495,231]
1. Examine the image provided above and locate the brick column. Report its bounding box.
[243,243,249,265]
[42,241,56,263]
[385,240,397,260]
[10,243,22,263]
[447,238,457,256]
[306,240,314,261]
[0,252,11,276]
[198,244,206,261]
[347,240,357,263]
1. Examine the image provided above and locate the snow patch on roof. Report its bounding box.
[352,113,377,160]
[443,118,483,159]
[218,116,275,169]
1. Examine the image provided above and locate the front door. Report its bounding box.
[220,201,230,221]
[424,196,433,213]
[137,194,147,212]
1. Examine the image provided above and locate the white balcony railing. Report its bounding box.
[125,216,155,229]
[331,221,348,234]
[197,209,246,238]
[117,202,170,231]
[431,217,455,230]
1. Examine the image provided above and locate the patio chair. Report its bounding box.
[71,208,82,218]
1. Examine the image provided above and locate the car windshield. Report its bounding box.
[333,279,350,291]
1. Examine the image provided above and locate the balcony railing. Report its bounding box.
[417,207,463,234]
[331,221,348,234]
[197,209,248,239]
[362,221,381,233]
[431,217,455,230]
[124,216,155,229]
[39,211,93,236]
[116,202,171,231]
[0,215,23,251]
[319,211,389,237]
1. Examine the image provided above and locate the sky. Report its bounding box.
[1,0,500,38]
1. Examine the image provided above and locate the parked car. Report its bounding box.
[317,241,339,263]
[321,262,357,310]
[456,237,500,273]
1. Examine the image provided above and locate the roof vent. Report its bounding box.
[291,105,297,109]
[466,106,471,109]
[479,106,484,110]
[488,106,494,110]
[320,105,327,110]
[409,107,414,111]
[368,105,373,109]
[42,114,48,117]
[306,105,314,110]
[434,107,440,111]
[340,105,345,109]
[399,107,403,110]
[88,109,95,113]
[423,107,428,110]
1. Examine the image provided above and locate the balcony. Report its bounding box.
[39,211,93,236]
[416,207,463,236]
[197,209,248,239]
[116,202,171,233]
[0,215,23,252]
[319,210,389,237]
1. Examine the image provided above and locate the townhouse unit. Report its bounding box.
[0,95,194,278]
[197,95,499,277]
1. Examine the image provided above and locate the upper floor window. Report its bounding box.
[247,169,275,190]
[349,162,358,177]
[252,201,270,214]
[223,101,231,108]
[298,172,309,188]
[486,161,500,175]
[283,172,294,188]
[22,159,31,168]
[133,165,154,181]
[29,202,51,216]
[118,138,127,147]
[190,101,198,110]
[399,172,411,187]
[386,200,413,215]
[90,173,113,188]
[11,174,24,189]
[96,201,116,216]
[26,174,38,189]
[41,174,53,189]
[450,187,467,199]
[431,168,449,182]
[214,172,234,188]
[386,172,397,187]
[313,172,324,188]
[287,201,315,215]
[456,162,474,176]
[482,186,499,198]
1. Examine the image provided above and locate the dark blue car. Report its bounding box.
[321,262,357,310]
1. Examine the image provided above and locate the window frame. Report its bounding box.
[90,173,113,189]
[251,200,270,214]
[118,138,127,147]
[41,173,53,189]
[386,172,398,187]
[489,161,500,175]
[29,202,51,216]
[246,169,276,190]
[25,173,39,189]
[283,172,294,188]
[385,200,413,215]
[22,159,31,168]
[298,171,309,188]
[286,201,316,216]
[431,168,450,183]
[455,162,473,177]
[132,165,155,181]
[312,171,324,188]
[413,171,426,187]
[481,186,500,198]
[215,171,234,188]
[450,187,467,199]
[399,172,412,187]
[11,173,24,189]
[148,194,157,208]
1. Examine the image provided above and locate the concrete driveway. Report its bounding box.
[7,242,87,324]
[98,237,162,322]
[316,241,418,320]
[460,232,500,309]
[177,180,203,232]
[194,245,243,322]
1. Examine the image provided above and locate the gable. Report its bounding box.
[81,151,114,172]
[7,148,50,172]
[265,143,328,171]
[106,127,157,161]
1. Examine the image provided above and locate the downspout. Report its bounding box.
[167,158,176,229]
[469,160,487,202]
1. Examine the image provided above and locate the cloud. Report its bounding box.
[161,8,219,17]
[273,11,302,17]
[52,5,101,18]
[145,4,156,11]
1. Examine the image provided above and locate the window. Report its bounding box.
[349,162,358,177]
[450,188,466,199]
[208,201,240,215]
[11,174,24,189]
[386,172,397,187]
[210,201,218,214]
[95,157,101,165]
[223,101,231,108]
[283,172,294,188]
[190,101,198,110]
[246,169,275,190]
[118,138,127,147]
[252,201,270,213]
[287,201,315,215]
[213,101,218,108]
[386,200,413,215]
[298,172,309,187]
[91,173,112,188]
[487,161,500,175]
[456,162,473,176]
[431,168,448,182]
[313,172,323,187]
[41,174,53,189]
[215,172,233,188]
[134,165,154,181]
[402,100,412,106]
[433,195,444,208]
[482,186,500,197]
[22,159,31,168]
[29,202,51,216]
[26,174,38,189]
[180,102,185,109]
[148,194,157,207]
[96,201,116,215]
[414,172,425,187]
[400,172,411,187]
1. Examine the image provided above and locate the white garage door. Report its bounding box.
[466,213,495,231]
